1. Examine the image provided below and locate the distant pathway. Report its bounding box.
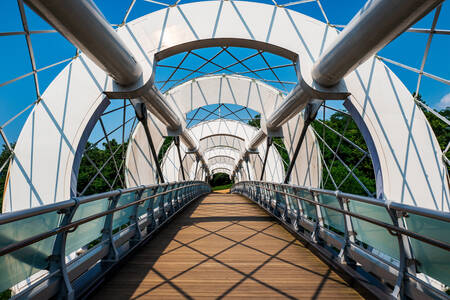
[91,193,362,299]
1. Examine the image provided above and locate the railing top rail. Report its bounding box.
[0,182,209,257]
[236,181,450,223]
[0,181,206,226]
[234,181,450,252]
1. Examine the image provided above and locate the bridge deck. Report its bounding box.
[91,192,362,299]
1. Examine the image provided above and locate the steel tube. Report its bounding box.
[312,0,444,87]
[24,0,142,86]
[247,129,267,152]
[140,85,182,130]
[265,84,310,129]
[25,0,210,174]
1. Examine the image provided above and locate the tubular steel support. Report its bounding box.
[24,0,142,86]
[49,199,79,300]
[101,192,121,263]
[312,0,444,87]
[245,158,252,181]
[133,102,165,183]
[284,101,322,184]
[259,137,272,181]
[194,158,199,180]
[174,136,186,181]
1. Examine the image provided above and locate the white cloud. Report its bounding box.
[436,93,450,110]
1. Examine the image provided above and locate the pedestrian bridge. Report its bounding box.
[0,0,449,299]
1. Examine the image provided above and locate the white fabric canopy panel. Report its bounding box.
[4,0,447,212]
[161,119,286,183]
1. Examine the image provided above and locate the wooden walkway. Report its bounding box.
[91,192,362,299]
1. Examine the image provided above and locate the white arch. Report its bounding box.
[5,1,447,211]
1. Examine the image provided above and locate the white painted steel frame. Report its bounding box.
[4,0,448,212]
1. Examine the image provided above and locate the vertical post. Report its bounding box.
[387,208,416,299]
[194,157,199,180]
[310,190,324,243]
[130,188,144,246]
[294,187,305,231]
[174,136,186,181]
[133,102,165,183]
[260,137,272,181]
[101,192,121,262]
[146,186,158,233]
[284,121,310,184]
[49,200,80,300]
[336,192,356,265]
[245,158,252,181]
[284,101,322,184]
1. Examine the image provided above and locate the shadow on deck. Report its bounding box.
[89,192,362,299]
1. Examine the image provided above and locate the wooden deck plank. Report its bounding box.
[90,193,363,299]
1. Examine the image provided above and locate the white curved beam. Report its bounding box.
[5,1,447,212]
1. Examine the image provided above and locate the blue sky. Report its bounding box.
[0,0,449,147]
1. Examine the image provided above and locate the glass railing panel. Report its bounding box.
[153,186,165,218]
[405,213,450,286]
[112,192,136,231]
[348,201,399,262]
[288,187,299,210]
[66,197,109,255]
[138,188,155,218]
[0,211,60,292]
[318,194,345,236]
[297,189,316,221]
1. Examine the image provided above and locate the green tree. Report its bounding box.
[0,144,14,210]
[415,93,450,163]
[158,136,174,163]
[311,112,376,196]
[76,139,126,196]
[210,172,231,187]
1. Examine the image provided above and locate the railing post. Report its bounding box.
[336,192,356,265]
[130,188,144,246]
[48,199,80,300]
[160,184,170,221]
[280,185,289,222]
[101,192,122,262]
[387,207,416,299]
[146,186,158,233]
[310,190,324,243]
[166,183,176,217]
[295,187,305,221]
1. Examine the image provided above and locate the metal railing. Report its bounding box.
[232,181,450,300]
[0,181,210,299]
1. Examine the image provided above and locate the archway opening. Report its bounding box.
[210,172,232,191]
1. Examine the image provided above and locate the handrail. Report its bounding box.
[243,182,450,251]
[0,181,187,225]
[232,181,450,299]
[0,182,205,256]
[0,181,211,298]
[254,180,450,222]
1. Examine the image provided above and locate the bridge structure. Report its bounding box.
[0,0,449,299]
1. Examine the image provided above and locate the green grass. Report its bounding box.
[212,184,232,191]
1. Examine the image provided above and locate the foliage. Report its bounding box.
[247,115,261,128]
[311,112,376,196]
[0,95,449,209]
[76,139,126,196]
[212,183,233,191]
[414,94,450,163]
[158,136,174,163]
[0,144,14,211]
[0,289,11,300]
[210,172,231,187]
